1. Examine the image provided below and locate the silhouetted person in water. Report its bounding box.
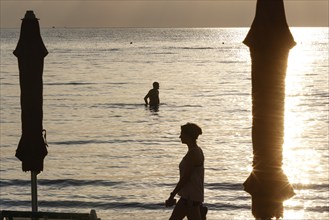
[166,123,207,220]
[144,82,160,108]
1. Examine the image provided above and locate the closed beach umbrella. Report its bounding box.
[13,10,48,211]
[243,0,295,218]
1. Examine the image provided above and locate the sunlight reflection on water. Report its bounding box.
[0,27,328,219]
[283,28,329,219]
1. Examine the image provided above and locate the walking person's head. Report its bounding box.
[180,123,202,144]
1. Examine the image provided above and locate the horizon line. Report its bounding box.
[1,26,328,29]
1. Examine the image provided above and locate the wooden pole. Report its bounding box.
[31,171,38,212]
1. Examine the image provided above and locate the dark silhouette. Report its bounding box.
[13,10,48,212]
[0,210,99,220]
[144,81,160,108]
[166,123,207,220]
[243,0,295,219]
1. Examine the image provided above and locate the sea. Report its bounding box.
[0,27,328,220]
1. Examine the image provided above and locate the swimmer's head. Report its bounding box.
[153,82,159,89]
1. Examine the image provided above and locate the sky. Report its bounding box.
[0,0,328,28]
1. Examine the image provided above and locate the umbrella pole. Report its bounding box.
[31,171,38,212]
[242,0,296,218]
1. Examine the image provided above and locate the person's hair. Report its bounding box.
[181,123,202,140]
[153,81,159,88]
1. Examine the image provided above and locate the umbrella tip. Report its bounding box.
[22,10,39,20]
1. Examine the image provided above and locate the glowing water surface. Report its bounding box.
[0,28,328,219]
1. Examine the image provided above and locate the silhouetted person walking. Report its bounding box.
[166,123,207,220]
[144,82,160,107]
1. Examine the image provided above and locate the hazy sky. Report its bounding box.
[1,0,328,28]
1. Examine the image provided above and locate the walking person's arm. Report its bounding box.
[166,153,197,205]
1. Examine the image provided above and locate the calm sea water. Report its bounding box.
[0,28,328,219]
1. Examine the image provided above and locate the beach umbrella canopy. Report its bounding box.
[243,0,295,218]
[14,10,48,173]
[13,10,48,211]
